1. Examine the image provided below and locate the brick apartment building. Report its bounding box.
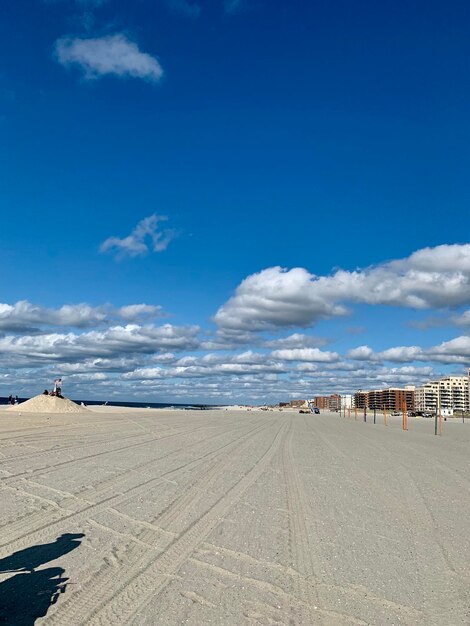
[313,394,342,410]
[354,387,415,412]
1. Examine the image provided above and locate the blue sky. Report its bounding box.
[1,0,470,402]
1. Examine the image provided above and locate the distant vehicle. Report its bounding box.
[391,411,402,416]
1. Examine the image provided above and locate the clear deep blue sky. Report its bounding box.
[0,0,469,402]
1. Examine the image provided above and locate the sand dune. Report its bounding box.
[7,394,89,414]
[0,409,468,625]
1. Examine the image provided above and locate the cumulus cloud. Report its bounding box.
[100,214,176,259]
[347,335,470,365]
[0,301,162,332]
[346,346,375,361]
[0,301,107,332]
[0,324,200,362]
[428,335,470,361]
[452,310,470,326]
[60,357,142,373]
[379,346,424,362]
[123,353,286,380]
[55,34,164,82]
[214,266,347,332]
[214,244,470,333]
[117,304,162,321]
[264,333,328,349]
[271,348,339,363]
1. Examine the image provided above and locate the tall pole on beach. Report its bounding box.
[383,405,387,426]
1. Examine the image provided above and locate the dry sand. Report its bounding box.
[0,408,468,625]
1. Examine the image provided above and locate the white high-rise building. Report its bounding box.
[415,381,439,411]
[340,394,353,409]
[438,376,468,411]
[415,376,469,412]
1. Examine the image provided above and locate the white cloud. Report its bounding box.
[0,324,200,362]
[214,266,347,332]
[0,300,162,332]
[123,356,286,380]
[347,335,470,365]
[117,304,162,321]
[264,333,328,349]
[428,335,470,361]
[0,301,107,331]
[346,346,375,360]
[60,357,141,373]
[55,34,164,82]
[214,244,470,333]
[271,348,339,363]
[100,214,176,259]
[379,346,423,362]
[452,310,470,326]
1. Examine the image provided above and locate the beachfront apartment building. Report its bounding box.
[414,381,439,412]
[353,387,415,412]
[340,394,353,409]
[353,391,367,409]
[415,376,469,412]
[313,394,341,410]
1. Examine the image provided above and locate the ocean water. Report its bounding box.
[0,397,219,410]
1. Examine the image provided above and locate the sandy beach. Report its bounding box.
[0,406,469,625]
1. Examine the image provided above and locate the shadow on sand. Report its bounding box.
[0,533,84,625]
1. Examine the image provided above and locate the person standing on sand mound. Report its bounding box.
[50,378,63,398]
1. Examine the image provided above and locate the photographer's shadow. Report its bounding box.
[0,533,84,625]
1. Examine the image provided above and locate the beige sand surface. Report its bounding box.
[0,409,469,625]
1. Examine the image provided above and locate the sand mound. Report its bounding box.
[8,394,89,413]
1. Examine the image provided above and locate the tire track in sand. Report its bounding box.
[0,421,255,547]
[0,419,269,553]
[45,421,287,626]
[41,419,275,623]
[281,418,324,626]
[341,421,468,622]
[0,423,220,483]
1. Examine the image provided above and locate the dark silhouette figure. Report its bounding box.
[0,567,68,625]
[0,533,84,574]
[0,533,83,624]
